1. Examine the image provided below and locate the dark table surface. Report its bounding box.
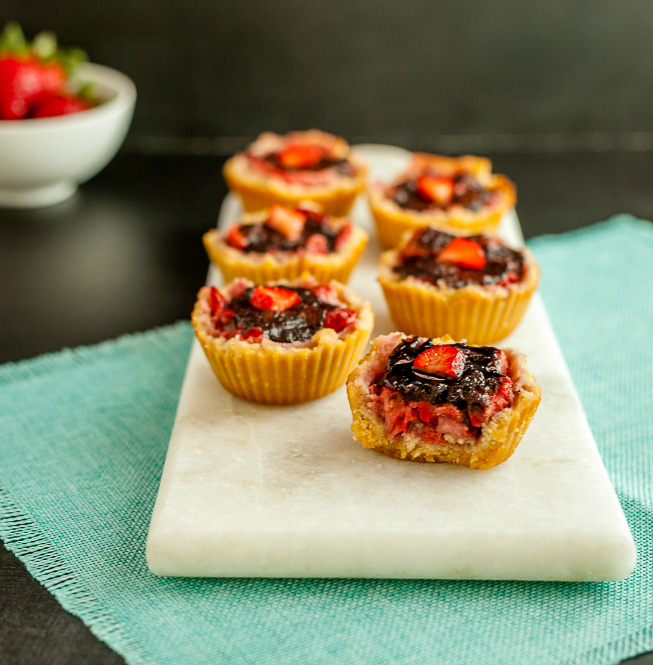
[0,150,651,665]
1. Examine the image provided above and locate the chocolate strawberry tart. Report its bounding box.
[346,333,541,469]
[223,130,368,216]
[203,203,368,285]
[368,153,516,249]
[379,227,539,344]
[192,276,374,404]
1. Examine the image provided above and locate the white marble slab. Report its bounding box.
[146,145,635,580]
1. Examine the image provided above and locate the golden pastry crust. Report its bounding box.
[368,153,517,249]
[203,207,368,285]
[223,130,368,216]
[346,333,541,470]
[192,276,374,404]
[378,237,539,344]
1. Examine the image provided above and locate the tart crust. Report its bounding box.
[346,333,541,470]
[368,153,517,249]
[203,208,368,285]
[192,277,374,404]
[378,237,539,344]
[223,130,368,216]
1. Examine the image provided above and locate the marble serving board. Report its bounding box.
[146,145,635,581]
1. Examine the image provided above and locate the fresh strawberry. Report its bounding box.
[414,345,465,378]
[38,60,66,96]
[305,233,329,254]
[250,286,300,311]
[225,224,248,249]
[30,92,91,118]
[0,55,43,119]
[277,143,324,169]
[437,237,486,270]
[267,205,306,241]
[208,286,225,314]
[323,308,356,332]
[313,284,340,305]
[416,175,454,206]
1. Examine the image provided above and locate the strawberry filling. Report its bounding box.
[370,338,514,444]
[206,284,357,343]
[224,207,353,255]
[393,228,525,288]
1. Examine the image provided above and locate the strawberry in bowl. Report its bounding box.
[0,22,136,208]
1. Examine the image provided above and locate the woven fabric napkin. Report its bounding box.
[1,215,652,665]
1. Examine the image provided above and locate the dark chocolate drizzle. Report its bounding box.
[393,228,525,288]
[260,152,355,175]
[379,338,508,415]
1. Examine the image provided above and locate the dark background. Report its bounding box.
[5,0,653,151]
[1,3,653,665]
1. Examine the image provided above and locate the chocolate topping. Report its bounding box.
[393,228,525,288]
[392,173,494,211]
[214,287,351,343]
[379,338,511,420]
[234,210,344,253]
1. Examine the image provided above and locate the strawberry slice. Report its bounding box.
[277,143,324,169]
[225,224,248,249]
[250,286,300,311]
[267,205,307,241]
[437,237,486,270]
[416,176,454,206]
[323,308,356,332]
[414,345,465,378]
[305,233,329,254]
[334,220,353,251]
[208,286,226,314]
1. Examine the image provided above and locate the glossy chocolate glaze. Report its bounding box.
[218,287,341,343]
[393,228,525,288]
[380,338,508,413]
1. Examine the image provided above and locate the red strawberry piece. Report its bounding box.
[334,220,353,251]
[250,286,300,311]
[243,326,264,339]
[267,205,307,241]
[0,55,43,119]
[38,60,66,97]
[208,286,226,314]
[414,345,465,378]
[277,143,324,169]
[30,92,91,118]
[305,233,329,254]
[323,308,356,332]
[416,175,454,206]
[313,284,340,305]
[437,237,486,270]
[225,224,248,249]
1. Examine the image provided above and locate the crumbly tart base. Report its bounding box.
[203,225,368,285]
[378,247,540,344]
[191,279,374,404]
[223,153,368,216]
[346,334,541,470]
[368,159,516,249]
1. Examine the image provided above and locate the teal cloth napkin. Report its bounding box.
[1,214,652,665]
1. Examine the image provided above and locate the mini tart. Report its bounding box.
[223,130,368,216]
[379,228,539,344]
[368,153,517,249]
[346,333,541,469]
[191,276,374,404]
[203,203,368,284]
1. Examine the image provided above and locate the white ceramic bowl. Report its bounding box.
[0,63,136,208]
